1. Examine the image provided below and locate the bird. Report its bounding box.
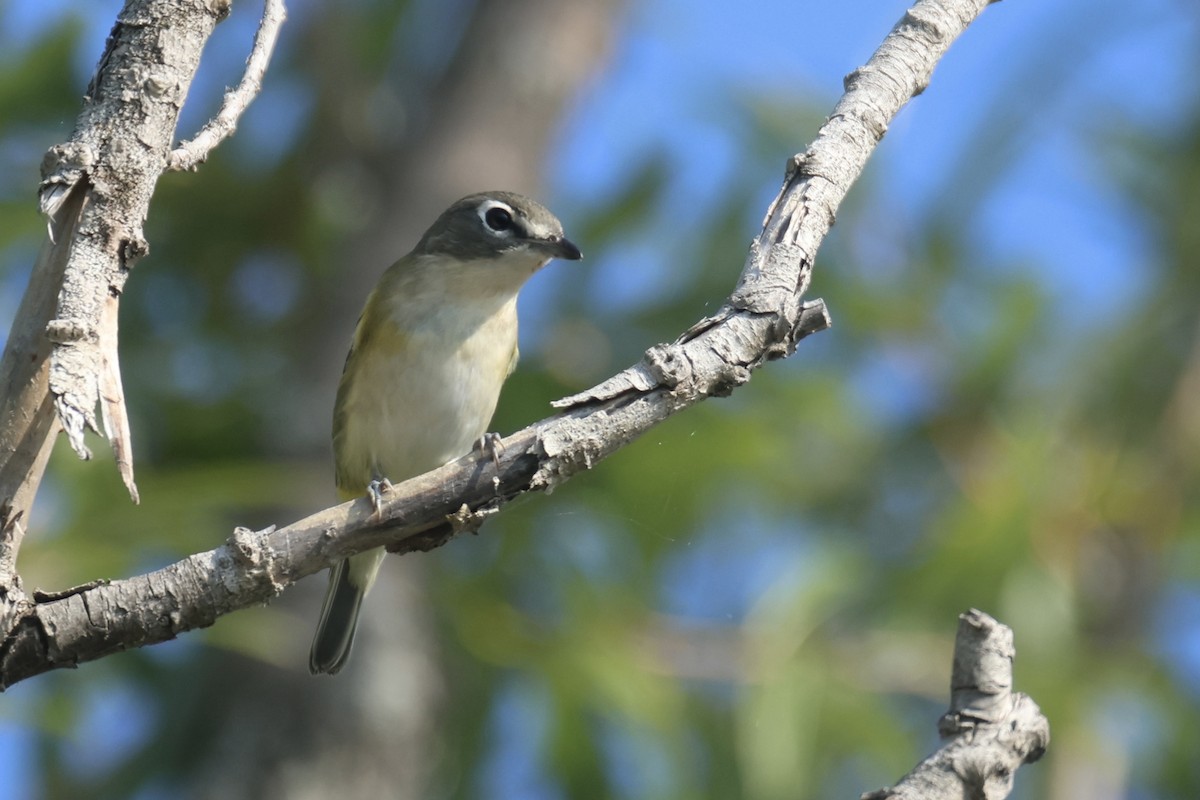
[309,191,582,675]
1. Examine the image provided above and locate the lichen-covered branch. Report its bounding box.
[0,0,996,687]
[863,610,1050,800]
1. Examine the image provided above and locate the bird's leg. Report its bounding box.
[367,475,393,519]
[475,432,504,469]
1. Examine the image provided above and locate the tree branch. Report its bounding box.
[36,0,239,503]
[864,610,1050,800]
[1,0,236,629]
[0,0,997,688]
[167,0,287,171]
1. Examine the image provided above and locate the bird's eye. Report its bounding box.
[485,206,514,232]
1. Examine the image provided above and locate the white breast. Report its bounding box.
[334,292,519,493]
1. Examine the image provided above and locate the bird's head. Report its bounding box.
[415,191,582,268]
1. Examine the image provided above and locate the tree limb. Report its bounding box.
[1,0,234,634]
[168,0,287,171]
[37,0,239,503]
[0,0,997,688]
[863,610,1050,800]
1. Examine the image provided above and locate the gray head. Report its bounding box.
[413,191,582,263]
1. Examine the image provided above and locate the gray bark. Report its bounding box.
[0,0,233,575]
[0,0,234,680]
[864,610,1050,800]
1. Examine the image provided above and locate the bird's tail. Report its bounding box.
[309,547,385,675]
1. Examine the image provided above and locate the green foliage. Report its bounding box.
[0,20,82,133]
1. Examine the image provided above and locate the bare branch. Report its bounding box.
[168,0,288,172]
[863,610,1050,800]
[0,0,999,688]
[23,0,285,508]
[30,0,235,508]
[0,0,236,657]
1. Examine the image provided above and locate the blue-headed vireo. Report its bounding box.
[309,191,582,675]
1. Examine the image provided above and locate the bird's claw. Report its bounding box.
[367,477,393,519]
[475,432,504,469]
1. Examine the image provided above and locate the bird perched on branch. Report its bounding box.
[309,191,582,675]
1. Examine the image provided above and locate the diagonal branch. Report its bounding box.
[0,0,998,688]
[168,0,288,172]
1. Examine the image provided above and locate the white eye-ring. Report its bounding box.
[478,201,517,236]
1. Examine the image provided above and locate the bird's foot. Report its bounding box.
[367,477,393,519]
[475,432,504,469]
